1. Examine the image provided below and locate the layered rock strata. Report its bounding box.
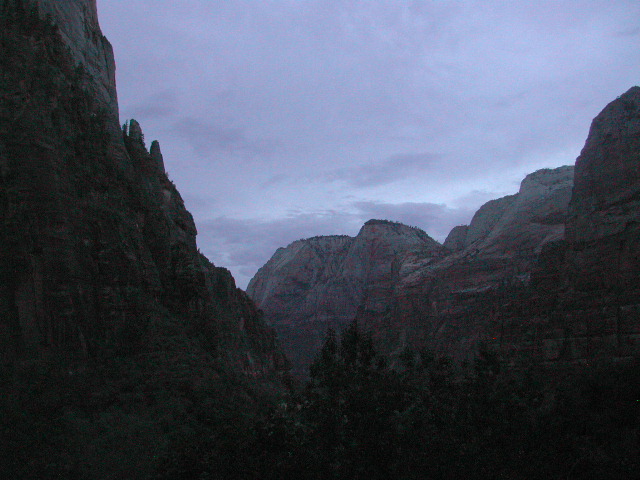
[250,165,575,373]
[506,86,640,363]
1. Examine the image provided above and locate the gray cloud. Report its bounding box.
[614,26,640,37]
[261,173,290,189]
[318,153,440,188]
[174,117,246,155]
[129,90,179,120]
[173,117,281,158]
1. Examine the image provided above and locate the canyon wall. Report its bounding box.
[0,0,286,375]
[248,221,443,375]
[250,88,640,374]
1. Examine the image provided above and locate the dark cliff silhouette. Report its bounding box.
[0,2,286,477]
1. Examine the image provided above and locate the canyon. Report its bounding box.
[249,88,640,376]
[1,2,639,477]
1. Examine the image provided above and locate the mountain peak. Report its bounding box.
[360,218,440,246]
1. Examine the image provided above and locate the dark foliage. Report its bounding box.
[3,318,638,479]
[253,321,640,480]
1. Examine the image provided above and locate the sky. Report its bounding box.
[97,1,640,289]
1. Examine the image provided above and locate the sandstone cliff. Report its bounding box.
[516,86,640,363]
[0,0,285,375]
[32,0,117,113]
[380,165,575,362]
[250,88,639,373]
[248,220,443,375]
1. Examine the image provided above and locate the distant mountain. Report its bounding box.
[248,221,443,376]
[249,87,640,375]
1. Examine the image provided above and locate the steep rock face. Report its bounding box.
[248,235,357,373]
[363,165,575,361]
[0,0,285,375]
[394,92,640,367]
[29,0,126,162]
[464,194,517,247]
[454,167,574,258]
[471,166,574,255]
[253,87,640,373]
[33,0,116,110]
[443,225,468,252]
[248,220,443,375]
[566,87,640,256]
[513,86,640,363]
[348,220,446,357]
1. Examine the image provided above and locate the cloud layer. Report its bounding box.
[98,1,640,287]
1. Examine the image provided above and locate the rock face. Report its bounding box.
[567,87,640,250]
[252,88,640,374]
[34,2,114,100]
[248,220,443,375]
[0,0,285,375]
[524,86,640,362]
[469,166,574,255]
[250,138,634,373]
[356,165,575,363]
[443,225,468,252]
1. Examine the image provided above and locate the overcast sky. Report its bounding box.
[97,1,640,288]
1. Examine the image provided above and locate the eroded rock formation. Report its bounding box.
[356,165,575,364]
[512,86,640,363]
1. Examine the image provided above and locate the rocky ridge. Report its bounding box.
[249,88,640,373]
[249,165,574,373]
[518,85,640,363]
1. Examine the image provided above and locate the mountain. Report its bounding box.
[248,220,443,375]
[519,86,640,363]
[249,87,640,375]
[2,2,639,477]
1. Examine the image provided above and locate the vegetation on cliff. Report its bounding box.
[2,318,638,479]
